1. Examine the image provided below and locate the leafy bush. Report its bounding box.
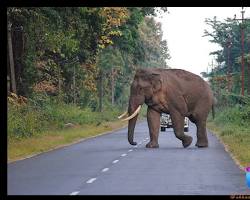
[215,92,250,108]
[8,93,122,139]
[215,103,250,127]
[8,103,47,139]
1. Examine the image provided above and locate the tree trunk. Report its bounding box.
[58,64,64,102]
[7,22,17,94]
[111,68,115,105]
[227,39,232,92]
[73,65,76,104]
[7,75,10,93]
[247,61,250,96]
[98,70,103,112]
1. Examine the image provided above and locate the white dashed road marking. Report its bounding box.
[101,168,109,172]
[86,178,97,184]
[72,144,138,193]
[84,145,137,188]
[70,191,79,195]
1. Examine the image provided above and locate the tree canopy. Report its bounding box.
[203,16,250,96]
[7,7,170,111]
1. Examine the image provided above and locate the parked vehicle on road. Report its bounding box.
[160,113,189,132]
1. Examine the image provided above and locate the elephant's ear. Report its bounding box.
[151,73,162,92]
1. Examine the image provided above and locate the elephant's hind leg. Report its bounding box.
[192,103,209,148]
[195,119,208,147]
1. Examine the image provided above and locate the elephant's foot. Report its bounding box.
[182,135,193,148]
[195,140,208,148]
[146,141,159,148]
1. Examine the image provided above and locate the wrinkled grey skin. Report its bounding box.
[127,68,215,148]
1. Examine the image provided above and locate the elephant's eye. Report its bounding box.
[138,87,144,95]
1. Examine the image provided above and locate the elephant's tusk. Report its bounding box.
[117,111,128,119]
[121,105,142,121]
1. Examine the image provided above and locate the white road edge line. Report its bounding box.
[101,168,109,172]
[70,191,80,195]
[112,160,119,164]
[86,178,97,183]
[121,153,127,157]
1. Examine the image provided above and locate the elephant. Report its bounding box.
[118,68,216,148]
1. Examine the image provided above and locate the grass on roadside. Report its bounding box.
[8,120,128,163]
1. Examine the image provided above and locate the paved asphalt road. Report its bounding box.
[8,121,249,195]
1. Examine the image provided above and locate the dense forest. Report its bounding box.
[7,7,170,111]
[7,7,170,139]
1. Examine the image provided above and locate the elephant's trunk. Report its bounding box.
[127,103,140,146]
[128,114,138,145]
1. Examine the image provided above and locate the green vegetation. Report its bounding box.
[8,94,121,139]
[202,15,250,168]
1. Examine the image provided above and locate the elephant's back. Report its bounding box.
[162,69,205,88]
[164,69,202,81]
[163,69,213,102]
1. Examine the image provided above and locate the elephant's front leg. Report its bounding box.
[170,110,193,148]
[146,107,160,148]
